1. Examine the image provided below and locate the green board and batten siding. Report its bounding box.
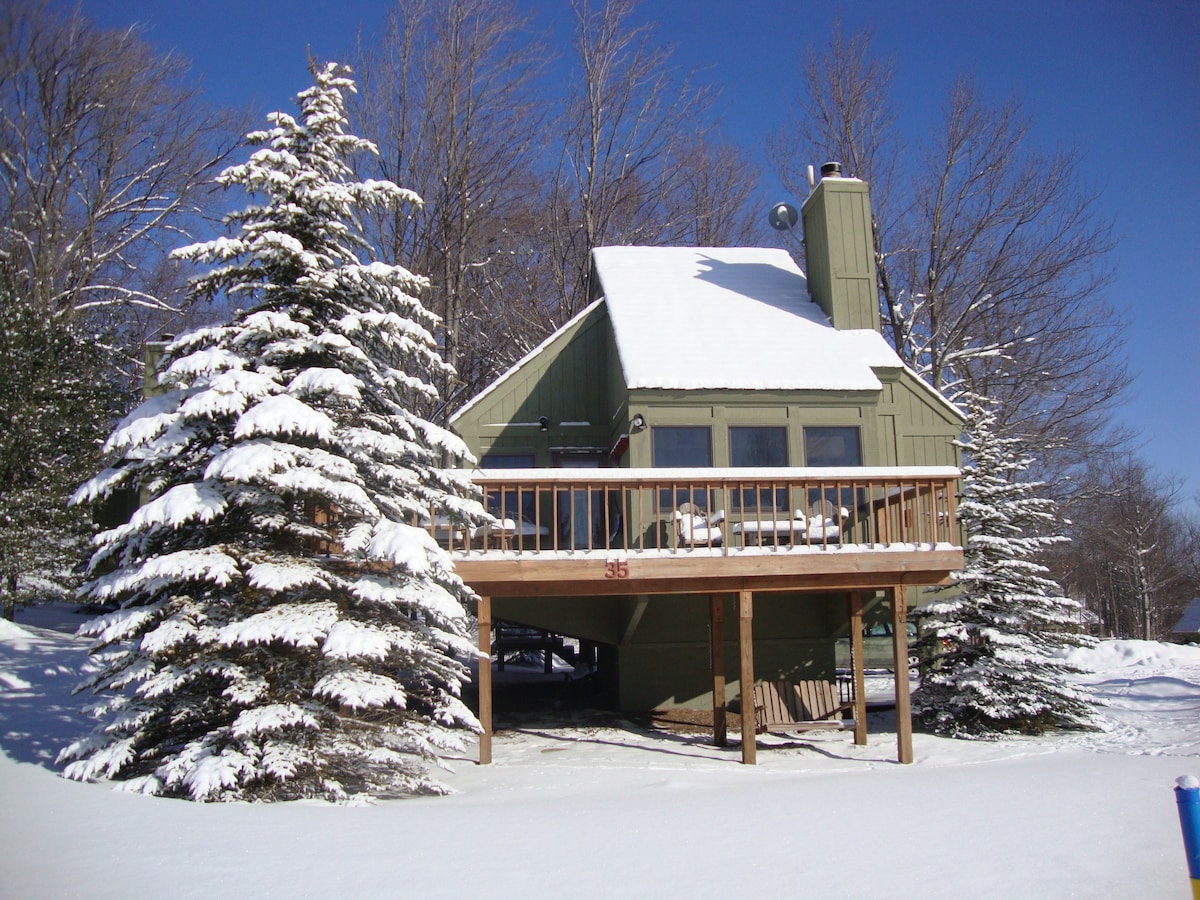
[459,374,959,471]
[801,177,882,333]
[454,303,623,464]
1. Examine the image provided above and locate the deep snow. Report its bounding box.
[2,606,1198,899]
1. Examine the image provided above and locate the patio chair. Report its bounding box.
[673,502,725,548]
[803,499,848,544]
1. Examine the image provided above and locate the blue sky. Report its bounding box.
[75,0,1200,503]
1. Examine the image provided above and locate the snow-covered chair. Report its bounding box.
[673,502,725,548]
[803,499,849,544]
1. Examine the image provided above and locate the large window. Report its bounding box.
[551,452,606,549]
[729,426,788,467]
[803,426,863,515]
[730,426,788,511]
[652,426,712,511]
[652,426,712,467]
[803,427,862,467]
[480,453,535,469]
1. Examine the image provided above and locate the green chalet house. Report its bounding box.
[447,166,964,765]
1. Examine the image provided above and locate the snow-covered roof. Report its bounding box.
[593,246,903,391]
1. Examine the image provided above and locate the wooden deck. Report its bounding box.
[447,466,962,596]
[448,467,962,768]
[455,544,963,597]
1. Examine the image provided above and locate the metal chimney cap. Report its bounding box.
[820,161,843,179]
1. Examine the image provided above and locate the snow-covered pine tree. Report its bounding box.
[911,392,1097,737]
[59,62,486,801]
[0,301,122,619]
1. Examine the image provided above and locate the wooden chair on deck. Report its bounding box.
[752,678,856,734]
[803,499,849,544]
[673,502,725,548]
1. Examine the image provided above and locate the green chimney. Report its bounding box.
[801,169,881,332]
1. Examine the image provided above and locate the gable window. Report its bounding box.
[803,426,862,468]
[730,426,788,511]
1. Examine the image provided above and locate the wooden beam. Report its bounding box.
[710,594,727,747]
[848,591,868,746]
[477,595,492,765]
[619,595,649,646]
[452,548,964,597]
[738,590,756,765]
[891,586,914,764]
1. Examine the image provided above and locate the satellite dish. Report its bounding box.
[768,201,799,231]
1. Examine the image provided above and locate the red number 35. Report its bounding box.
[605,559,629,579]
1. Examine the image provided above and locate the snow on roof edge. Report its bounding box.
[897,363,966,422]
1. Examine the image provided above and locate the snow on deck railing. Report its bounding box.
[432,467,960,556]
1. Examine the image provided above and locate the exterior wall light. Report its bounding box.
[631,414,646,430]
[538,416,550,432]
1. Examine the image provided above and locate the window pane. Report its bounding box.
[803,427,862,467]
[803,427,863,514]
[652,427,712,467]
[480,453,535,468]
[659,487,717,513]
[729,426,788,467]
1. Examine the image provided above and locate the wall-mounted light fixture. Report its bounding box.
[538,416,550,432]
[631,413,646,430]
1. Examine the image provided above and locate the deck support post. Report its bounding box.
[478,595,493,765]
[738,590,756,765]
[848,591,868,746]
[891,585,914,764]
[710,594,727,747]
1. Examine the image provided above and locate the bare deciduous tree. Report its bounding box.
[772,25,1126,466]
[351,0,548,414]
[1059,458,1199,640]
[548,0,730,320]
[0,1,240,332]
[664,136,761,247]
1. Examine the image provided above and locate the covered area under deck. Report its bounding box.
[467,565,960,766]
[439,468,963,766]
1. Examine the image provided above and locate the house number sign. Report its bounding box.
[604,557,629,579]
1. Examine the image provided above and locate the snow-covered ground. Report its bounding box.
[2,607,1199,899]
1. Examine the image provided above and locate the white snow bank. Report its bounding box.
[2,617,1198,898]
[1061,638,1200,672]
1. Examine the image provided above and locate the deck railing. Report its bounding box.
[431,467,960,555]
